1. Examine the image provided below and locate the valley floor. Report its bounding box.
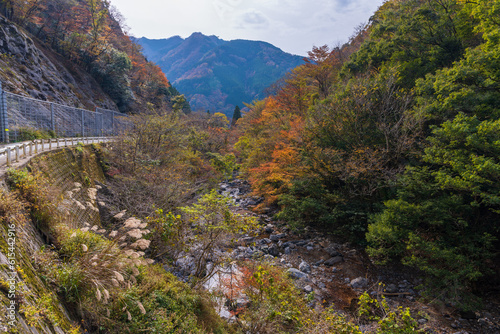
[193,177,500,334]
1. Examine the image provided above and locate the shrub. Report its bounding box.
[227,262,312,333]
[15,127,55,142]
[357,292,420,334]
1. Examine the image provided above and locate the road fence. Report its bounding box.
[0,82,128,143]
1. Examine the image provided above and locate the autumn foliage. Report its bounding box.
[235,0,500,310]
[0,0,180,112]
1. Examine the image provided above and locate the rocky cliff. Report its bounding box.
[0,15,118,111]
[0,145,108,333]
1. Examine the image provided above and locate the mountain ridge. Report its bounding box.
[136,33,304,115]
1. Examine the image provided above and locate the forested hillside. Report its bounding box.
[235,0,500,310]
[0,0,187,113]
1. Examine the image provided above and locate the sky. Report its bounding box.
[109,0,385,56]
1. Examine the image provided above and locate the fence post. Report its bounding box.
[95,107,98,137]
[0,82,9,143]
[50,103,55,134]
[81,110,85,137]
[111,111,115,135]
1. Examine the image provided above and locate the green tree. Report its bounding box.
[366,3,500,308]
[343,0,475,89]
[231,105,242,127]
[149,190,258,287]
[91,48,133,111]
[367,115,500,308]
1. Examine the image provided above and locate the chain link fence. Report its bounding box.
[0,82,129,143]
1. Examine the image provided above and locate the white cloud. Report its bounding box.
[234,9,269,29]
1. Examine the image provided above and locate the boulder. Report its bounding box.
[324,256,343,266]
[264,224,274,234]
[325,246,341,257]
[350,277,369,289]
[287,268,309,280]
[385,283,398,293]
[268,245,280,257]
[299,261,311,273]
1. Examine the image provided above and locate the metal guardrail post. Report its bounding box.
[0,82,10,143]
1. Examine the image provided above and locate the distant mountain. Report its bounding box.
[136,33,305,116]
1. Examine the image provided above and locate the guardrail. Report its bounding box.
[0,137,112,167]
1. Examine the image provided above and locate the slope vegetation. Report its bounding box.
[235,0,500,310]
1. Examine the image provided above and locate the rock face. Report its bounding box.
[0,16,116,109]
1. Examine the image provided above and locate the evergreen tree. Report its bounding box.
[231,105,242,126]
